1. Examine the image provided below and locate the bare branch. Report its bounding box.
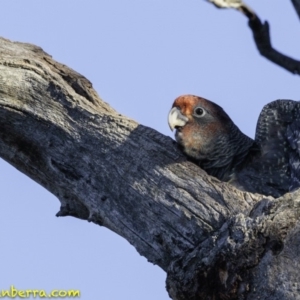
[206,0,300,75]
[0,36,258,270]
[248,17,300,75]
[206,0,255,18]
[291,0,300,20]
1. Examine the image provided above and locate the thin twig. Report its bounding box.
[206,0,300,75]
[291,0,300,21]
[248,17,300,75]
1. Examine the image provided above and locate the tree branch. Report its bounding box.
[206,0,300,75]
[291,0,300,21]
[248,16,300,75]
[1,37,300,299]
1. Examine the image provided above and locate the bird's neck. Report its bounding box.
[200,124,255,181]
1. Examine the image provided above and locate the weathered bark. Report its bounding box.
[206,0,300,75]
[0,37,300,299]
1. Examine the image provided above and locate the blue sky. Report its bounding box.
[0,1,299,299]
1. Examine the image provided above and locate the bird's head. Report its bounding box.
[168,95,235,162]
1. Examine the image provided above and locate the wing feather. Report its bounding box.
[254,99,300,194]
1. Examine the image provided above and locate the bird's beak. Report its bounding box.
[168,107,188,131]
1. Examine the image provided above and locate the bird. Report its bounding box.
[168,95,300,198]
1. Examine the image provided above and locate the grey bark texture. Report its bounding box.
[206,0,300,75]
[1,37,300,299]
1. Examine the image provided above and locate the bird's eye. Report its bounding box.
[194,107,205,117]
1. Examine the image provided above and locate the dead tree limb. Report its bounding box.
[206,0,300,75]
[291,0,300,21]
[1,37,300,299]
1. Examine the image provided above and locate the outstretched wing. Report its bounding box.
[286,118,300,190]
[255,99,300,194]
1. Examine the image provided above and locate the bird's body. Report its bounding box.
[168,95,300,197]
